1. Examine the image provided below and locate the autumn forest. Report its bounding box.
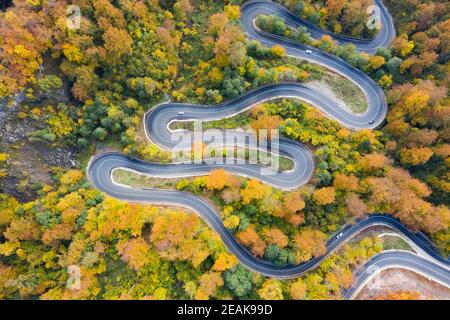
[0,0,449,300]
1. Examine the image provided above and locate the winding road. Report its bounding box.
[87,0,450,296]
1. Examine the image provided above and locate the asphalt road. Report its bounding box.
[88,155,450,280]
[87,0,450,294]
[344,251,450,299]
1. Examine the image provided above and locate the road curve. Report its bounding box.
[241,0,395,129]
[241,0,396,54]
[87,0,450,292]
[344,251,450,299]
[87,154,450,279]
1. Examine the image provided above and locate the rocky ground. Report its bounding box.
[0,62,79,202]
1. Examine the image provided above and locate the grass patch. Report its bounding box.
[284,55,368,114]
[113,169,183,190]
[381,235,414,252]
[322,73,368,113]
[169,112,251,131]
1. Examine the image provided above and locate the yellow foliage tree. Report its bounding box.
[333,174,359,192]
[117,238,151,271]
[212,252,238,271]
[313,187,336,205]
[224,5,240,20]
[289,279,307,300]
[240,179,272,204]
[400,147,433,166]
[271,45,286,58]
[259,279,283,300]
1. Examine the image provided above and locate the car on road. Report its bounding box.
[178,111,185,115]
[305,49,312,54]
[368,120,374,125]
[336,232,344,239]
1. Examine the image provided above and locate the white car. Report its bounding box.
[336,232,344,239]
[178,111,185,115]
[305,49,313,54]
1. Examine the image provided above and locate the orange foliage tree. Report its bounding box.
[236,225,267,257]
[294,229,327,263]
[205,169,240,191]
[313,187,336,205]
